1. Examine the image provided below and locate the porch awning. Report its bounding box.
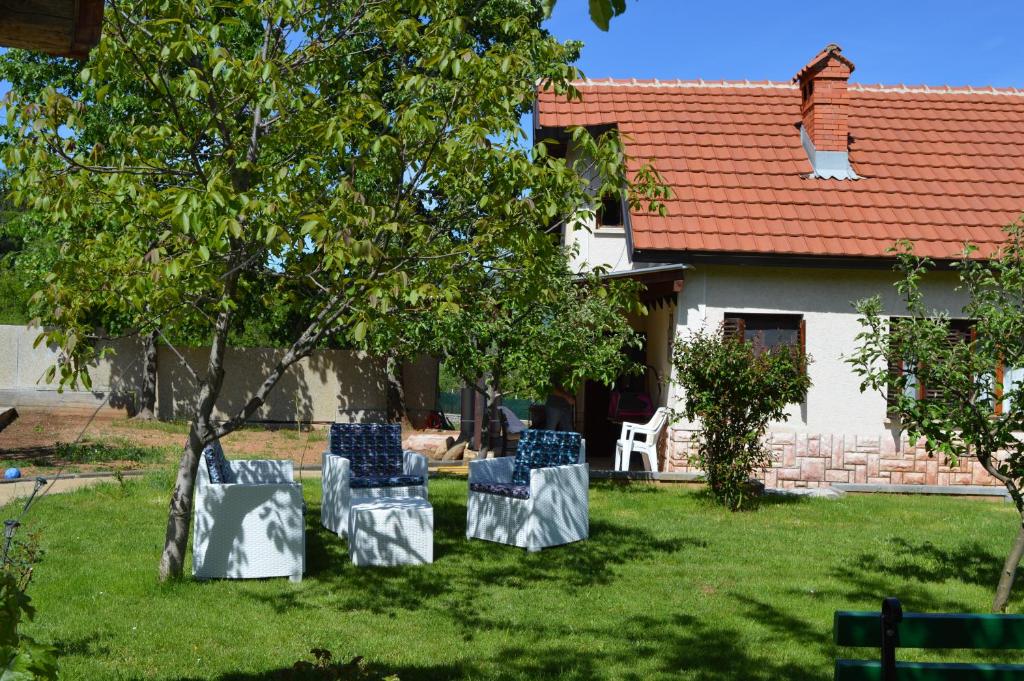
[600,264,687,308]
[0,0,103,59]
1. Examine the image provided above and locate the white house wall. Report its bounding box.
[566,221,632,273]
[562,143,633,274]
[671,264,968,432]
[665,265,1001,488]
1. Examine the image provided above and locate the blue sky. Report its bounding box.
[544,0,1024,88]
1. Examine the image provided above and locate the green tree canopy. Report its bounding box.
[3,0,662,579]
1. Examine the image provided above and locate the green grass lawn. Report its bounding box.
[6,474,1024,680]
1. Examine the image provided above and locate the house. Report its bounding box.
[535,45,1024,489]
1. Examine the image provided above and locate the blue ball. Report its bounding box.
[3,468,21,480]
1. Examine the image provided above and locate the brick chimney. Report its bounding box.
[793,44,858,179]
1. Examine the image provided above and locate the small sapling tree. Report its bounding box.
[848,226,1024,612]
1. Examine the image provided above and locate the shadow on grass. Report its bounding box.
[52,632,112,658]
[245,494,703,620]
[848,537,1002,589]
[136,611,831,681]
[0,440,166,467]
[812,536,1005,613]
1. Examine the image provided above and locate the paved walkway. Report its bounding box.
[0,476,109,507]
[0,460,472,508]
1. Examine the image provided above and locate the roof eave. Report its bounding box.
[631,248,966,271]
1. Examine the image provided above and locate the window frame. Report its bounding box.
[885,317,997,413]
[723,313,806,359]
[595,194,624,229]
[996,362,1024,416]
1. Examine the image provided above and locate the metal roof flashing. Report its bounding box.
[800,125,860,180]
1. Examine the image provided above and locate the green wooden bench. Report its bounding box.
[835,598,1024,680]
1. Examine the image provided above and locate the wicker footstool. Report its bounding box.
[348,497,434,567]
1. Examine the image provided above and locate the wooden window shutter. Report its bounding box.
[722,316,745,341]
[886,347,902,413]
[886,318,905,413]
[996,359,1005,416]
[922,323,974,403]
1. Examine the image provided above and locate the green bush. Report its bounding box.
[0,267,30,325]
[1,568,58,679]
[672,327,811,510]
[53,440,166,464]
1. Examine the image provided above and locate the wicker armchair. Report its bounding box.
[321,423,428,537]
[192,441,305,581]
[466,429,588,552]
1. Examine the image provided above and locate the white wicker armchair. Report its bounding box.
[320,423,428,537]
[466,430,588,552]
[193,444,305,582]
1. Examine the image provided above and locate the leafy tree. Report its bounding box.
[672,326,812,510]
[0,52,171,418]
[424,250,644,453]
[848,225,1024,612]
[4,0,659,579]
[0,200,37,325]
[543,0,628,31]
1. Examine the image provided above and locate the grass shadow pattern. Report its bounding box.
[15,476,1024,680]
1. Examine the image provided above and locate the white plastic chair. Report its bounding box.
[614,407,670,472]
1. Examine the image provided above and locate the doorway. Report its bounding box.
[582,333,649,470]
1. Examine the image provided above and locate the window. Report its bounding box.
[723,313,806,357]
[596,194,623,228]
[886,318,1024,417]
[887,318,975,409]
[997,363,1024,415]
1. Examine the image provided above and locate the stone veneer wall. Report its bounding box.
[666,427,1002,488]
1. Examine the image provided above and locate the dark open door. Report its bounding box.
[583,332,649,470]
[583,379,618,468]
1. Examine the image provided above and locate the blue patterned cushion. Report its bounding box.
[510,430,582,486]
[328,423,403,478]
[350,475,425,489]
[469,482,531,499]
[203,441,234,484]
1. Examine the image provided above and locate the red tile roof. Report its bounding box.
[536,79,1024,260]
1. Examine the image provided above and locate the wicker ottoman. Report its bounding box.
[348,497,434,567]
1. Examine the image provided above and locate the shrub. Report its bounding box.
[0,571,57,680]
[53,440,166,465]
[672,326,811,510]
[285,649,398,680]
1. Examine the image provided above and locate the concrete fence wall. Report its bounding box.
[0,325,437,424]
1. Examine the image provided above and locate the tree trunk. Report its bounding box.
[485,374,502,458]
[458,384,475,445]
[158,276,236,581]
[994,522,1024,612]
[133,330,158,420]
[157,423,206,581]
[385,352,409,426]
